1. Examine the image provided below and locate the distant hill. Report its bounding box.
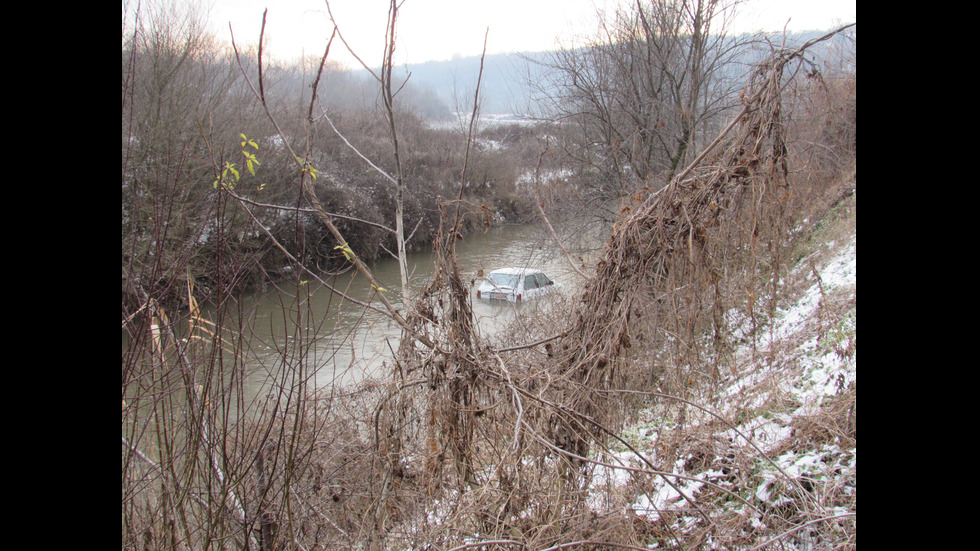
[357,29,854,119]
[355,51,554,117]
[397,52,553,116]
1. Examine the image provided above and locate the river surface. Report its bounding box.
[211,221,605,402]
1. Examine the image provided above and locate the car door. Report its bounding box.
[539,273,554,291]
[518,272,533,300]
[532,273,553,298]
[526,272,545,299]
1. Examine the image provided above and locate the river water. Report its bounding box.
[216,220,605,401]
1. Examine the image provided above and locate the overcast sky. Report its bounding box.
[205,0,856,68]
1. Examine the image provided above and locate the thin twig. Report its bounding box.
[746,512,856,551]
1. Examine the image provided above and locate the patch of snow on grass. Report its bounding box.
[597,231,856,538]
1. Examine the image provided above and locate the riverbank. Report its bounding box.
[587,194,856,547]
[355,179,857,549]
[122,177,856,550]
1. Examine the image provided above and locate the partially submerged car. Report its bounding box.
[476,268,556,302]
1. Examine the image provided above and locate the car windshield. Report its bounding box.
[487,273,520,289]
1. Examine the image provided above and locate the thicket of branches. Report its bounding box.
[121,1,542,314]
[531,0,749,206]
[122,0,854,548]
[366,25,855,550]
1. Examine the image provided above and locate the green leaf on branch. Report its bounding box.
[240,133,258,150]
[334,242,354,261]
[296,157,319,180]
[243,151,260,176]
[211,133,261,190]
[223,162,239,182]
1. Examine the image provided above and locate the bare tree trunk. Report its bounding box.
[255,449,277,551]
[380,1,412,305]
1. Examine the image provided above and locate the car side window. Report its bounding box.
[524,274,538,290]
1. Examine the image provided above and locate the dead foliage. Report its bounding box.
[122,26,855,551]
[352,27,857,549]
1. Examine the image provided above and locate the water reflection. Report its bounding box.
[206,221,604,403]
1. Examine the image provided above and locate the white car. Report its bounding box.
[476,268,556,302]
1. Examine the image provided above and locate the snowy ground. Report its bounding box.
[396,205,856,549]
[588,231,857,548]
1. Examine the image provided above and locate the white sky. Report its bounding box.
[205,0,856,68]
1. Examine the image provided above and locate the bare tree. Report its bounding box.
[319,0,418,307]
[535,0,748,203]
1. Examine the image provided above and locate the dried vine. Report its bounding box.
[367,27,854,547]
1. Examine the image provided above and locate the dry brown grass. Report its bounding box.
[350,28,857,550]
[122,27,855,551]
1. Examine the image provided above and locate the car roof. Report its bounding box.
[488,267,544,276]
